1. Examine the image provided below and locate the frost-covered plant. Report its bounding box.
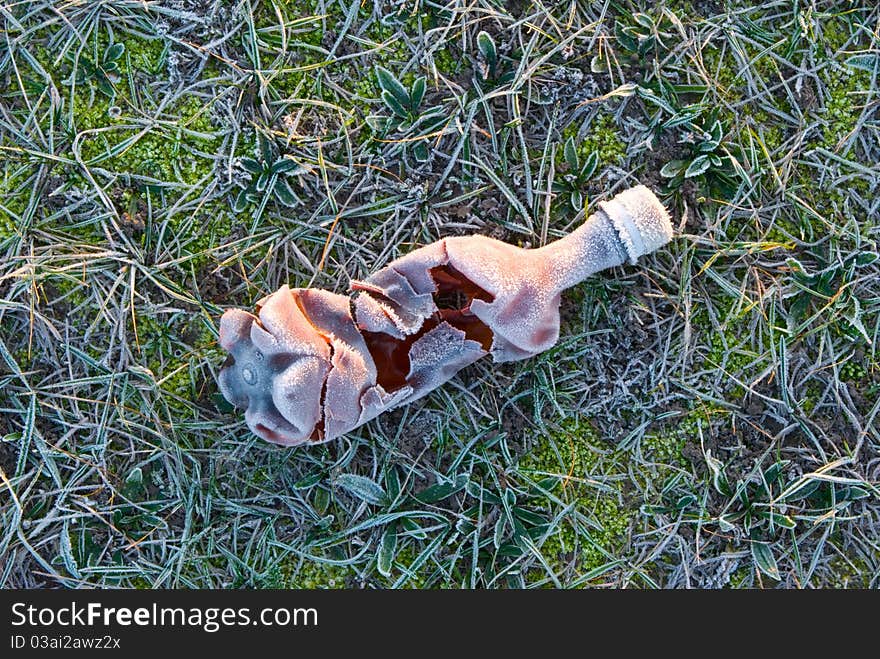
[233,134,309,214]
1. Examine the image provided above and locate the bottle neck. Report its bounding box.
[534,210,629,293]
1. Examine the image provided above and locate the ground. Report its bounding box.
[0,0,878,589]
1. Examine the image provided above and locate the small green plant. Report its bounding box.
[376,66,427,130]
[68,41,125,98]
[111,466,164,537]
[644,453,873,582]
[234,134,309,214]
[553,136,599,211]
[371,66,446,162]
[785,251,878,341]
[592,10,676,73]
[615,11,675,59]
[474,30,516,86]
[659,111,746,199]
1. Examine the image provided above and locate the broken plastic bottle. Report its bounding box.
[217,184,673,447]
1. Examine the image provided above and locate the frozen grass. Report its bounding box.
[1,0,878,589]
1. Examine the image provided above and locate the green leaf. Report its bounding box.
[455,518,476,535]
[414,474,467,503]
[706,451,731,496]
[336,473,387,505]
[96,75,115,98]
[614,22,638,52]
[105,42,125,62]
[381,90,408,119]
[660,159,687,178]
[384,467,401,501]
[272,158,305,174]
[836,485,871,502]
[293,473,323,490]
[580,151,599,180]
[532,476,560,494]
[845,54,879,72]
[663,104,705,129]
[376,66,410,108]
[313,487,330,515]
[258,135,273,163]
[493,515,506,549]
[763,461,789,485]
[411,140,430,162]
[855,252,878,267]
[590,54,610,73]
[255,171,270,193]
[241,158,263,174]
[605,82,638,99]
[845,298,872,344]
[684,154,711,178]
[377,524,397,577]
[233,188,251,212]
[781,479,820,502]
[410,76,426,112]
[512,507,547,527]
[768,512,796,529]
[125,467,144,489]
[751,540,780,580]
[634,13,654,29]
[400,517,427,539]
[563,136,579,171]
[466,481,502,504]
[477,31,497,70]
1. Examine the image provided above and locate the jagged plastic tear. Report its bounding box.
[217,184,673,447]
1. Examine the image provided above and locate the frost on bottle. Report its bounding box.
[217,184,674,446]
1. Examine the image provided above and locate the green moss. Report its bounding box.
[824,551,874,589]
[799,380,823,416]
[137,313,221,418]
[727,565,753,588]
[839,358,867,385]
[688,303,755,395]
[0,177,26,240]
[820,67,871,149]
[165,201,233,265]
[75,94,217,185]
[432,47,460,77]
[641,430,687,466]
[518,418,633,578]
[381,544,431,588]
[517,405,715,586]
[705,321,754,377]
[278,554,351,589]
[252,0,420,107]
[560,113,626,170]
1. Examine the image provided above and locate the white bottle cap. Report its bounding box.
[598,184,674,264]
